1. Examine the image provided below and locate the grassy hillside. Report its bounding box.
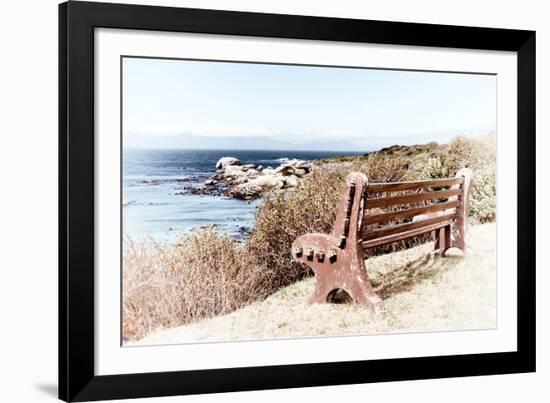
[132,223,496,345]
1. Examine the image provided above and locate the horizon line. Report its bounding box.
[122,147,373,153]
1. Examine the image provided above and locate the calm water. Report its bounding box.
[123,149,364,243]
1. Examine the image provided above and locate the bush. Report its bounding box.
[122,229,276,341]
[469,163,496,223]
[247,155,410,280]
[247,165,346,283]
[445,133,496,223]
[422,152,450,179]
[414,133,496,223]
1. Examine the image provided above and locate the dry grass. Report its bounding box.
[247,154,410,278]
[122,229,277,341]
[130,223,496,345]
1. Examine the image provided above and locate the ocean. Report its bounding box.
[123,149,365,243]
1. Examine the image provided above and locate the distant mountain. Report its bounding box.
[123,129,489,152]
[124,132,360,152]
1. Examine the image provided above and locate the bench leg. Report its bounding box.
[293,233,382,316]
[433,229,440,255]
[443,225,451,256]
[433,225,451,257]
[348,277,383,317]
[451,167,473,254]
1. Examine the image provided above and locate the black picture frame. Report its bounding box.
[59,1,536,401]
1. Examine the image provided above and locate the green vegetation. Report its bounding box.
[420,133,496,223]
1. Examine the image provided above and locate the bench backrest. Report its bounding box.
[331,169,473,252]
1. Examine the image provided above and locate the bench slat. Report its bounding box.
[366,188,461,209]
[362,211,456,241]
[361,221,451,249]
[368,177,464,193]
[362,200,460,225]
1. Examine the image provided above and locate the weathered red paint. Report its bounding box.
[292,173,382,315]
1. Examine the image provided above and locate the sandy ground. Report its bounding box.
[130,223,496,346]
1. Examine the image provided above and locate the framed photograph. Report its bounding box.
[59,1,535,401]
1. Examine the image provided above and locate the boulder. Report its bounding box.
[250,175,281,188]
[261,167,276,175]
[285,175,300,187]
[225,183,261,200]
[225,175,282,200]
[215,157,241,170]
[275,165,297,176]
[280,158,307,168]
[223,165,247,177]
[245,169,259,177]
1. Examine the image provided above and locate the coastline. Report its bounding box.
[122,149,364,243]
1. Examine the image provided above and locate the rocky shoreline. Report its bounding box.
[175,156,314,200]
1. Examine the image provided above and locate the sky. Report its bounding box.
[122,57,496,152]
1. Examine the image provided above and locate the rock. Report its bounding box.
[225,175,281,200]
[216,157,241,170]
[231,176,248,185]
[225,184,261,200]
[251,175,281,188]
[246,169,259,176]
[280,158,307,168]
[285,175,300,187]
[275,165,297,176]
[181,156,314,200]
[261,167,276,175]
[223,165,247,177]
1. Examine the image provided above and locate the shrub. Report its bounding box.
[443,133,496,223]
[422,152,450,179]
[247,155,410,280]
[122,229,276,341]
[247,165,345,282]
[469,163,496,223]
[446,135,484,173]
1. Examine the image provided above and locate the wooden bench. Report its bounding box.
[291,168,473,314]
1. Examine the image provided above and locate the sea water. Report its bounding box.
[123,149,364,243]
